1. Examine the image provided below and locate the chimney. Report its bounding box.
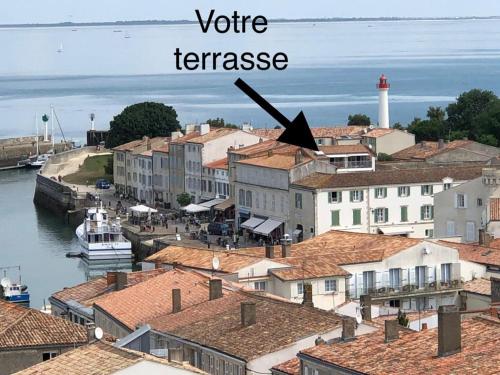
[360,295,372,321]
[491,277,500,303]
[115,272,128,291]
[172,289,181,313]
[106,271,117,286]
[86,322,96,343]
[281,239,291,258]
[154,259,162,269]
[384,320,399,343]
[302,283,314,308]
[438,138,445,149]
[478,229,492,247]
[295,149,304,165]
[200,123,210,135]
[267,150,273,157]
[241,302,256,327]
[341,317,356,342]
[209,279,223,300]
[438,305,461,357]
[421,322,428,330]
[265,244,275,259]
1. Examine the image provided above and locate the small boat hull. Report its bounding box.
[5,293,30,303]
[76,223,133,261]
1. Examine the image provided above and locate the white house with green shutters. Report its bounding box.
[288,166,483,240]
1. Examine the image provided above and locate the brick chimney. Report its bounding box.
[115,272,128,291]
[86,322,96,343]
[384,320,399,343]
[209,279,223,300]
[154,259,163,269]
[172,289,181,313]
[438,305,461,357]
[302,283,314,308]
[295,149,304,165]
[281,239,291,258]
[491,277,500,303]
[241,302,256,327]
[341,317,356,342]
[478,229,493,247]
[360,295,372,321]
[106,271,117,286]
[265,244,274,259]
[421,322,428,330]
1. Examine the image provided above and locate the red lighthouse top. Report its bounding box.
[377,74,390,90]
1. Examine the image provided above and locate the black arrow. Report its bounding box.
[234,78,319,151]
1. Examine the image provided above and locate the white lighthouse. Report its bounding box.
[377,74,390,129]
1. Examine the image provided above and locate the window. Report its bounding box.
[295,193,303,209]
[416,266,427,288]
[79,317,85,325]
[238,189,245,206]
[389,268,401,289]
[331,210,340,227]
[466,222,476,242]
[421,205,434,220]
[42,352,58,361]
[456,193,466,208]
[254,281,266,291]
[477,198,483,207]
[441,263,451,283]
[374,208,388,223]
[325,279,337,292]
[352,209,361,226]
[400,206,408,222]
[398,186,410,197]
[363,271,375,293]
[328,191,342,203]
[421,185,433,196]
[297,282,304,295]
[444,183,451,190]
[425,229,434,238]
[374,187,387,199]
[350,190,363,202]
[446,221,456,236]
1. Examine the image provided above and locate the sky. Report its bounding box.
[1,0,500,24]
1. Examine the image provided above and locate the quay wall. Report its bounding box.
[0,136,69,168]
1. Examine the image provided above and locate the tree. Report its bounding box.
[177,192,192,207]
[473,100,500,146]
[407,117,445,143]
[206,118,239,129]
[274,125,282,129]
[377,153,393,161]
[348,114,371,126]
[427,106,446,123]
[106,102,181,148]
[392,122,404,130]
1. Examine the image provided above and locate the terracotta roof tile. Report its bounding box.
[170,131,201,144]
[250,126,366,141]
[236,153,313,170]
[14,340,204,375]
[491,198,500,221]
[0,300,87,349]
[438,240,500,267]
[292,166,483,190]
[187,128,238,144]
[270,257,350,281]
[204,157,228,170]
[271,357,300,375]
[319,144,374,155]
[93,269,215,330]
[150,290,343,361]
[299,316,500,375]
[363,128,397,138]
[462,278,492,296]
[392,140,473,161]
[229,140,282,156]
[112,137,165,152]
[51,269,166,307]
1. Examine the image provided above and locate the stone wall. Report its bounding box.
[0,346,79,375]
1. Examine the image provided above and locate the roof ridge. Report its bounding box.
[0,304,31,338]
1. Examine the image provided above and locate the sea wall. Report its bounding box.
[0,136,69,168]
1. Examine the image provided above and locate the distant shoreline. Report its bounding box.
[1,16,499,29]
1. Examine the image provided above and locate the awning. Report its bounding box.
[181,204,210,214]
[378,226,414,236]
[293,229,302,236]
[199,198,226,208]
[130,205,158,214]
[214,198,234,211]
[241,217,265,230]
[253,219,283,236]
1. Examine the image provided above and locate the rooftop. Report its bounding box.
[362,128,398,138]
[270,257,350,281]
[51,269,166,307]
[204,157,228,170]
[93,269,216,330]
[462,278,492,296]
[319,144,374,155]
[14,340,202,375]
[229,139,283,156]
[112,137,165,152]
[149,290,343,361]
[187,128,239,144]
[391,140,473,161]
[299,316,500,375]
[437,240,500,267]
[271,357,300,375]
[169,131,201,144]
[236,152,313,171]
[250,126,366,141]
[0,300,87,349]
[491,198,500,221]
[292,165,483,190]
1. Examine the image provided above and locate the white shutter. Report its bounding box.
[427,266,436,283]
[454,193,458,208]
[382,271,389,288]
[409,268,416,284]
[464,194,468,209]
[357,273,363,298]
[401,268,409,283]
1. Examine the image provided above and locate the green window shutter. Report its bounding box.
[338,191,342,203]
[421,206,425,220]
[430,185,434,195]
[384,208,389,223]
[353,209,361,225]
[350,191,354,202]
[421,186,425,195]
[401,206,408,222]
[430,206,434,219]
[383,188,387,198]
[328,193,332,203]
[360,191,364,202]
[407,187,411,196]
[331,210,340,226]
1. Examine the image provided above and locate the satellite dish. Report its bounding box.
[212,256,220,271]
[94,327,104,340]
[423,246,430,255]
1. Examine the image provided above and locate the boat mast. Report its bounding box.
[35,112,39,156]
[51,105,55,150]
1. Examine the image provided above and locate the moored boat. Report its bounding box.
[0,267,30,305]
[75,204,132,261]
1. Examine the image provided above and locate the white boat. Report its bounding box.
[76,205,132,261]
[26,153,50,169]
[0,267,29,305]
[57,43,64,53]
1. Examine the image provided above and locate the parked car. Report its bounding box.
[95,179,111,189]
[207,222,231,236]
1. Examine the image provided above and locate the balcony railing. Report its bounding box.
[352,280,463,299]
[331,161,372,169]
